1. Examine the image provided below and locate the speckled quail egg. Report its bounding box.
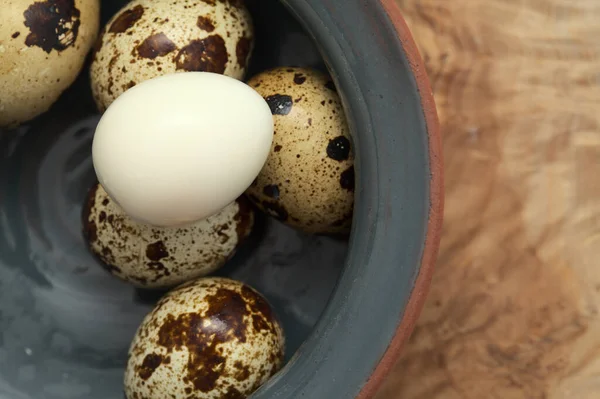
[82,183,254,289]
[90,0,254,111]
[245,67,355,235]
[125,277,285,399]
[0,0,100,127]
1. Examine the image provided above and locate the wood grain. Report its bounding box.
[376,0,600,398]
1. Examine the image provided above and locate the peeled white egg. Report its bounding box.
[92,72,274,227]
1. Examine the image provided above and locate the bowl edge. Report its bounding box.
[356,1,444,398]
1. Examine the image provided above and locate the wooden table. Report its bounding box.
[376,0,600,398]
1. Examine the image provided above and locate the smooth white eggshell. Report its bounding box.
[92,72,274,227]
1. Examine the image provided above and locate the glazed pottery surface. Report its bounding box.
[0,0,442,398]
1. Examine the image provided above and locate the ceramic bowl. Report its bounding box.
[0,0,442,398]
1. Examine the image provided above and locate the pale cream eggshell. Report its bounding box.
[246,67,355,235]
[82,183,254,289]
[124,277,285,399]
[90,0,254,111]
[0,0,100,127]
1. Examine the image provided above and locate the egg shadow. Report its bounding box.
[132,287,170,306]
[212,201,270,277]
[245,0,327,76]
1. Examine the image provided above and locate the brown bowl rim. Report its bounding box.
[356,1,444,397]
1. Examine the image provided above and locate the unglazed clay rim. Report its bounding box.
[356,1,444,397]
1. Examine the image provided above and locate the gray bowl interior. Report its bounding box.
[0,1,347,398]
[0,0,433,398]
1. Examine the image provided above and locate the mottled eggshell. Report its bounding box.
[125,277,285,399]
[246,67,355,235]
[0,0,100,127]
[90,0,254,111]
[82,183,254,289]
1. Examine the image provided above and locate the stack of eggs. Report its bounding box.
[1,1,354,398]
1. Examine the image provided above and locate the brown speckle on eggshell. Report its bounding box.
[124,277,285,399]
[174,35,228,73]
[246,67,355,234]
[108,4,144,33]
[197,15,215,32]
[90,0,254,111]
[82,183,254,289]
[0,0,100,127]
[136,32,177,59]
